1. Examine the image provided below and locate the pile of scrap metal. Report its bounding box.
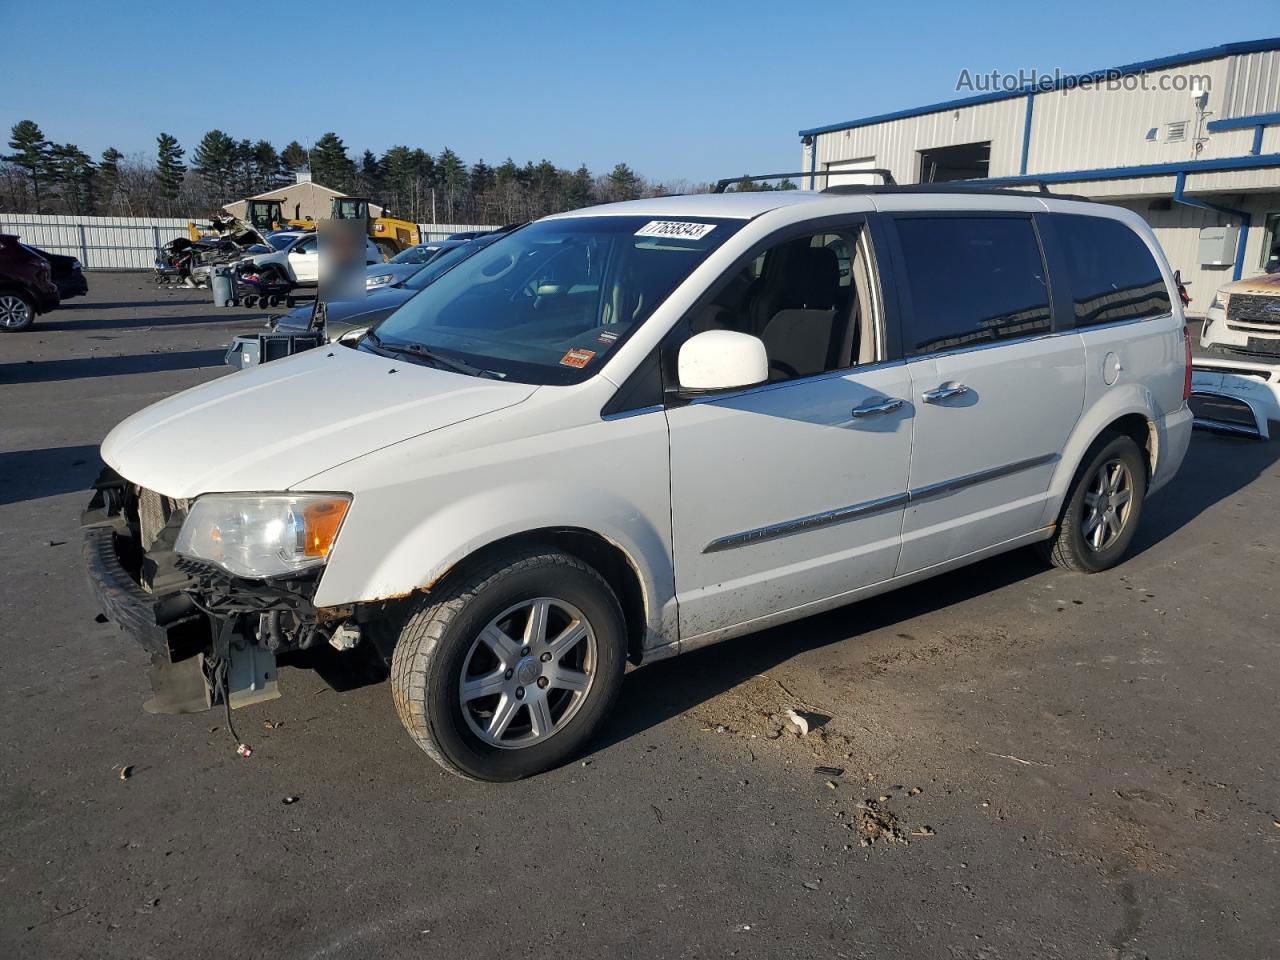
[155,215,273,288]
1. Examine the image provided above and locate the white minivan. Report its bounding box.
[84,185,1193,780]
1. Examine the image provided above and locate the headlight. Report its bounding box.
[367,273,393,289]
[1209,291,1229,312]
[175,494,351,579]
[71,259,83,270]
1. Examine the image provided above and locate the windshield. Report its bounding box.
[389,244,442,265]
[266,233,297,251]
[370,216,740,384]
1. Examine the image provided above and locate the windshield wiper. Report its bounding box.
[383,339,498,378]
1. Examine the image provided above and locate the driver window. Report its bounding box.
[688,225,878,382]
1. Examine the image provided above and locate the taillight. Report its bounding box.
[1182,325,1192,401]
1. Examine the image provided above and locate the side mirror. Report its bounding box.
[677,329,769,394]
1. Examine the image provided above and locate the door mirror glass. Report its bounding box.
[678,329,769,393]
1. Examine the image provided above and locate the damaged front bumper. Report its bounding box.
[81,469,301,714]
[1190,357,1280,440]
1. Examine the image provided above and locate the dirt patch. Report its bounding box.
[684,672,881,768]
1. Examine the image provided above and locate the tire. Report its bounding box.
[391,548,627,781]
[1042,432,1147,573]
[0,291,35,332]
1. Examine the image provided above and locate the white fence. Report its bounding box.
[0,213,499,270]
[0,214,211,270]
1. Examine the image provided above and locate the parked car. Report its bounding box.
[224,233,510,369]
[22,244,88,300]
[241,231,384,286]
[1199,271,1280,359]
[84,187,1192,781]
[366,240,466,290]
[0,234,60,332]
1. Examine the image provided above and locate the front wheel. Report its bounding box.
[0,291,35,332]
[1042,432,1147,573]
[390,549,627,781]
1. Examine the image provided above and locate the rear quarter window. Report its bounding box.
[895,216,1051,356]
[1056,214,1171,326]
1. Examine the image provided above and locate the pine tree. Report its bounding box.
[605,162,641,202]
[359,149,383,197]
[469,159,495,196]
[435,148,466,221]
[98,147,123,213]
[281,140,309,176]
[251,140,284,192]
[310,132,355,190]
[566,164,594,209]
[192,129,237,202]
[7,120,50,213]
[155,133,186,213]
[47,143,97,214]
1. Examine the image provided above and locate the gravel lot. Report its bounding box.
[2,273,1278,960]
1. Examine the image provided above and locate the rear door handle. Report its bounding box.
[850,396,905,418]
[922,382,971,403]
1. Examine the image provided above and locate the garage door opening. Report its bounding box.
[918,142,990,182]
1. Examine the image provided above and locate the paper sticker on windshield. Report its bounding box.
[635,220,716,241]
[560,348,596,368]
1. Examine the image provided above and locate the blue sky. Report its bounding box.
[3,0,1276,185]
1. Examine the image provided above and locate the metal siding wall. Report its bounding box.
[814,98,1025,184]
[1027,59,1236,173]
[1222,50,1280,118]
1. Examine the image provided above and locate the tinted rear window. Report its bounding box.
[1056,214,1170,326]
[896,216,1051,356]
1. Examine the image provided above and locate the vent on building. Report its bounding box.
[1165,121,1188,143]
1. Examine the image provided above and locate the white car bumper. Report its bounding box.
[1189,357,1280,439]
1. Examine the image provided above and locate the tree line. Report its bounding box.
[1,121,790,226]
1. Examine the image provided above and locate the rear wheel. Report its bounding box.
[390,549,627,781]
[0,291,35,332]
[1042,433,1147,573]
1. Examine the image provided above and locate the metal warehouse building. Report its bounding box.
[798,38,1280,312]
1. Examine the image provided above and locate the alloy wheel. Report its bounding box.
[459,597,597,749]
[0,294,32,329]
[1081,458,1133,551]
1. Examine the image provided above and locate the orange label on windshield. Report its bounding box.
[559,348,596,368]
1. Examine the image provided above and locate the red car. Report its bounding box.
[0,234,60,332]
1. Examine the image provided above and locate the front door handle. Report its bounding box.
[922,382,971,403]
[850,396,905,418]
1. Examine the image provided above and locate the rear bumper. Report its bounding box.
[1150,404,1193,496]
[56,273,88,299]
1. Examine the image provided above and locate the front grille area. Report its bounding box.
[138,488,190,549]
[1227,294,1280,326]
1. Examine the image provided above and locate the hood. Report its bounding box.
[275,286,414,338]
[1222,272,1280,296]
[102,345,538,498]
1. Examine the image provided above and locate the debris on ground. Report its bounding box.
[93,614,108,624]
[802,881,820,891]
[784,709,810,736]
[118,765,133,780]
[912,826,936,837]
[908,786,923,796]
[815,765,845,777]
[262,720,283,730]
[282,796,299,805]
[825,780,838,790]
[236,743,252,758]
[851,803,908,845]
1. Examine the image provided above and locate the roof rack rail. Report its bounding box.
[821,180,1089,201]
[712,169,896,193]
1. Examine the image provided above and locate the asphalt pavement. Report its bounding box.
[2,274,1277,959]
